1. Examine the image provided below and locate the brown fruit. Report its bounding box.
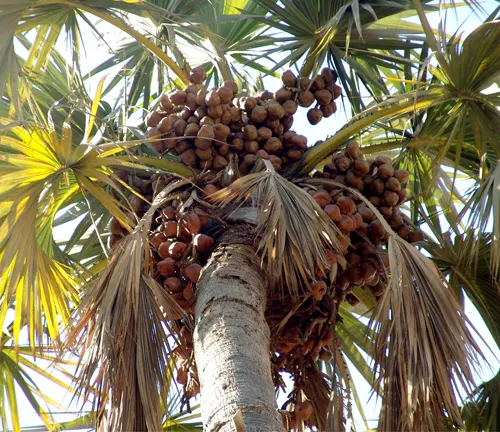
[205,90,221,106]
[169,242,188,260]
[335,155,351,172]
[397,188,407,204]
[361,260,377,280]
[368,220,384,240]
[162,206,176,220]
[321,101,337,118]
[184,123,200,139]
[244,97,257,112]
[189,66,206,84]
[244,154,257,166]
[338,215,355,232]
[222,80,238,94]
[321,67,338,83]
[311,75,326,91]
[290,134,307,150]
[213,155,229,170]
[345,170,364,191]
[385,177,401,192]
[150,232,167,249]
[194,234,215,253]
[110,218,124,235]
[383,190,399,207]
[379,206,393,219]
[228,106,241,122]
[348,267,364,285]
[213,123,230,142]
[307,108,323,125]
[244,124,258,140]
[269,155,282,170]
[185,214,201,234]
[295,402,313,422]
[370,178,385,196]
[164,277,182,293]
[257,127,273,142]
[185,93,197,110]
[397,224,410,240]
[195,88,208,107]
[312,191,332,208]
[267,102,285,120]
[352,159,370,176]
[325,204,342,222]
[281,70,297,87]
[158,240,173,259]
[146,111,162,127]
[245,140,259,154]
[263,137,283,154]
[174,119,187,135]
[287,149,302,161]
[174,139,191,154]
[196,147,214,161]
[352,213,363,229]
[369,196,382,207]
[163,221,178,238]
[199,158,213,170]
[346,252,361,268]
[332,83,342,99]
[336,196,356,215]
[314,89,332,105]
[157,257,177,275]
[375,155,392,166]
[157,116,176,134]
[197,124,214,148]
[408,230,425,243]
[250,105,267,123]
[207,105,223,119]
[231,138,244,152]
[184,263,202,283]
[203,184,219,197]
[282,99,298,117]
[180,149,197,166]
[170,90,187,106]
[256,149,270,160]
[378,163,394,180]
[159,93,174,111]
[217,86,233,104]
[297,90,315,107]
[184,83,198,94]
[394,169,409,185]
[311,280,327,301]
[183,282,194,301]
[389,214,404,229]
[275,87,292,103]
[357,206,374,223]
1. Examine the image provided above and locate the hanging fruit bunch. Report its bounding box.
[106,67,423,427]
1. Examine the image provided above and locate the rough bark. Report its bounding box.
[193,227,283,432]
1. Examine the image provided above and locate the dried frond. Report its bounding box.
[210,161,345,297]
[67,180,189,432]
[303,366,330,431]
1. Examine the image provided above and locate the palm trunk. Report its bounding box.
[193,228,283,432]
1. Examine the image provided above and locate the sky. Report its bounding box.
[9,1,500,431]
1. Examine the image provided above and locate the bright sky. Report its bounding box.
[10,1,500,431]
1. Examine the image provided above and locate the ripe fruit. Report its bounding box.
[312,191,332,208]
[158,241,172,259]
[157,258,177,276]
[164,277,182,293]
[297,90,315,107]
[314,89,332,105]
[281,70,297,87]
[378,163,395,180]
[164,221,178,238]
[324,204,342,222]
[150,232,167,249]
[194,234,215,253]
[184,263,202,283]
[295,402,313,422]
[307,108,323,125]
[169,242,188,260]
[189,67,206,84]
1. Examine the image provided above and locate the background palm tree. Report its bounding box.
[0,0,498,430]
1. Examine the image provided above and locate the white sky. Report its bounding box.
[9,1,500,431]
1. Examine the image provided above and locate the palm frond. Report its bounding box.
[67,179,189,431]
[211,161,345,297]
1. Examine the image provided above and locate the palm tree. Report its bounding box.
[0,0,498,430]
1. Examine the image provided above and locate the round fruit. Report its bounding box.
[307,108,323,125]
[157,258,177,276]
[184,263,202,283]
[295,402,313,422]
[169,242,188,260]
[297,90,315,107]
[164,277,182,293]
[194,234,215,253]
[189,66,206,84]
[185,213,201,234]
[281,70,297,87]
[325,204,342,222]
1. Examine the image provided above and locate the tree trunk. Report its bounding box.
[193,228,283,432]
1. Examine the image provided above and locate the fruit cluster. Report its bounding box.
[142,67,341,175]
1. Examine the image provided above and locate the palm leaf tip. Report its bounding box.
[372,234,484,431]
[210,161,345,298]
